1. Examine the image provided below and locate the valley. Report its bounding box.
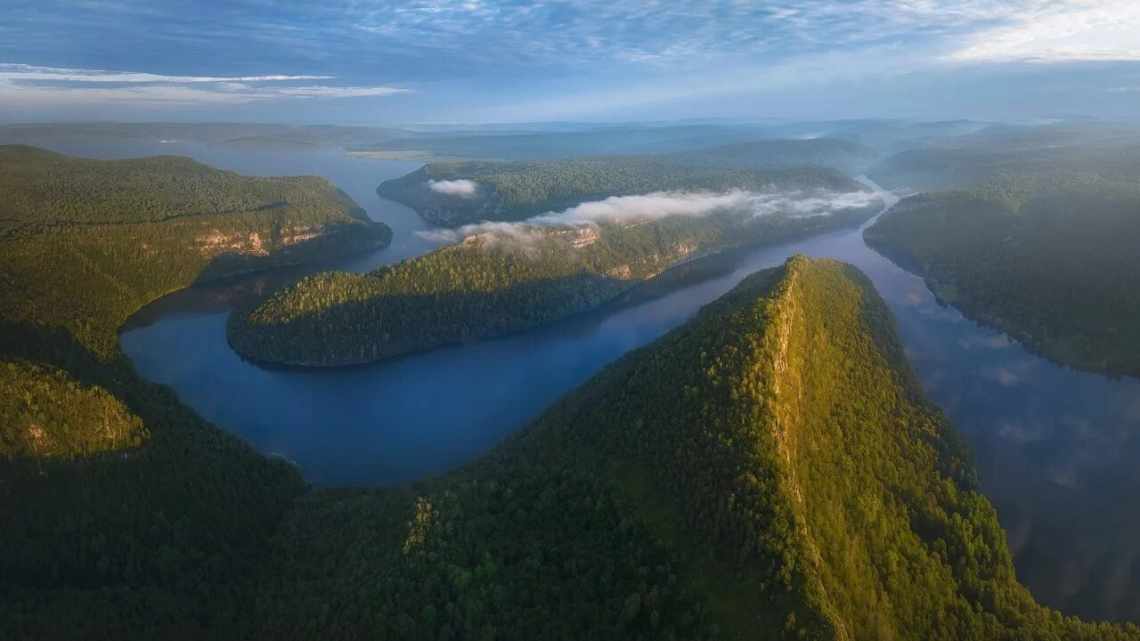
[228,166,879,366]
[5,122,1140,635]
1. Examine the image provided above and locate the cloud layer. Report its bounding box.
[0,63,410,106]
[528,190,755,226]
[4,1,1140,119]
[419,188,881,245]
[946,1,1140,63]
[428,179,479,197]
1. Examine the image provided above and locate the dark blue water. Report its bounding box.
[31,141,1140,622]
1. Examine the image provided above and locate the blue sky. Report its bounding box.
[2,1,1139,124]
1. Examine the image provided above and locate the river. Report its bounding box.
[27,140,1140,623]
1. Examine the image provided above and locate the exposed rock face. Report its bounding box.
[195,225,332,257]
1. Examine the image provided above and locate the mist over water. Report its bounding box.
[419,187,883,245]
[57,142,1135,623]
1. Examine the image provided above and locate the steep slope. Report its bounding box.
[242,257,1138,640]
[377,157,861,226]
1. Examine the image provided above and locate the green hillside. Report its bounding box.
[0,147,391,637]
[869,123,1140,192]
[865,175,1140,377]
[377,158,860,226]
[0,360,147,458]
[228,180,879,366]
[238,257,1139,640]
[0,145,391,355]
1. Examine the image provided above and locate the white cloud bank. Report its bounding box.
[528,190,753,226]
[428,179,479,197]
[947,0,1140,63]
[0,63,411,106]
[418,188,881,244]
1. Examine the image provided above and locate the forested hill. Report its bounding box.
[241,257,1139,640]
[865,175,1140,377]
[0,145,391,354]
[0,148,391,637]
[227,178,880,367]
[0,144,371,233]
[868,123,1140,192]
[377,157,859,226]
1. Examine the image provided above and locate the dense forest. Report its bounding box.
[7,139,1140,639]
[4,153,1139,641]
[377,157,861,226]
[869,123,1140,192]
[865,174,1140,377]
[228,177,879,366]
[0,147,390,638]
[233,257,1138,640]
[0,145,391,355]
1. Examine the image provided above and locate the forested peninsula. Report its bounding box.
[377,157,862,226]
[238,257,1139,640]
[228,172,880,366]
[865,175,1140,377]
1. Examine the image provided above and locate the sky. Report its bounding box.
[2,1,1139,124]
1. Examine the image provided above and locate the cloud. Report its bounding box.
[528,190,754,226]
[946,1,1140,63]
[428,179,479,197]
[0,63,331,84]
[418,220,546,246]
[0,63,411,106]
[6,1,1140,119]
[747,190,882,219]
[418,188,881,245]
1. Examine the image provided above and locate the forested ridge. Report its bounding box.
[235,257,1140,640]
[865,174,1140,377]
[868,123,1140,192]
[228,179,879,366]
[0,147,389,638]
[0,145,391,355]
[377,157,860,226]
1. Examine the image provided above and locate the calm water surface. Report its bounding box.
[36,141,1140,623]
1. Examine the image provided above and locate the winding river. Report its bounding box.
[31,140,1140,623]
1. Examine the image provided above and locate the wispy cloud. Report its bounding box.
[418,188,880,245]
[428,179,479,197]
[528,190,755,226]
[3,1,1140,119]
[0,63,411,106]
[946,1,1140,63]
[0,63,331,84]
